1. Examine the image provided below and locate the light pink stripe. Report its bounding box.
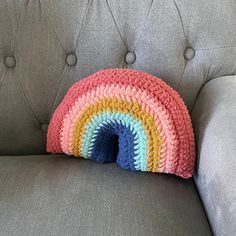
[61,84,178,173]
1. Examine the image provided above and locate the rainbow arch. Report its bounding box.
[47,69,195,178]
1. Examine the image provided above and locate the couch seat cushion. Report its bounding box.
[0,155,211,236]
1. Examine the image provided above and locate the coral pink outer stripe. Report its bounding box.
[47,69,195,178]
[48,69,181,151]
[60,83,178,173]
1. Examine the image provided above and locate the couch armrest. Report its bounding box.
[191,76,236,236]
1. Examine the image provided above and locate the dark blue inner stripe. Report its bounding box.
[89,121,137,171]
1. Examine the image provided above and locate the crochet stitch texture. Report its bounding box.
[47,69,195,178]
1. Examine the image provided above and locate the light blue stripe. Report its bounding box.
[80,112,148,171]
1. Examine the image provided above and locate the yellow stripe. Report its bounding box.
[72,97,162,171]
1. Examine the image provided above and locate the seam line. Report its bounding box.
[106,0,127,50]
[195,46,236,51]
[134,0,154,51]
[18,78,41,124]
[176,60,187,90]
[12,0,26,54]
[49,64,67,118]
[46,0,67,53]
[75,0,92,51]
[172,0,187,45]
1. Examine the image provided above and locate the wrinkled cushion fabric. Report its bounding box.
[0,155,212,236]
[47,69,195,178]
[192,76,236,236]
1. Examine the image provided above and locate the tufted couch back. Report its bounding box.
[0,0,235,155]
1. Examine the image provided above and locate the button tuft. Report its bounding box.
[4,56,16,68]
[184,47,195,60]
[125,51,136,64]
[66,53,77,66]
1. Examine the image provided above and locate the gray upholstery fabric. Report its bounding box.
[0,0,236,155]
[192,76,236,236]
[0,155,212,236]
[0,1,235,235]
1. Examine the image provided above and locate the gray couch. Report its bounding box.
[0,1,235,235]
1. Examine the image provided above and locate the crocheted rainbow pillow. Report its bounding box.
[47,69,195,178]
